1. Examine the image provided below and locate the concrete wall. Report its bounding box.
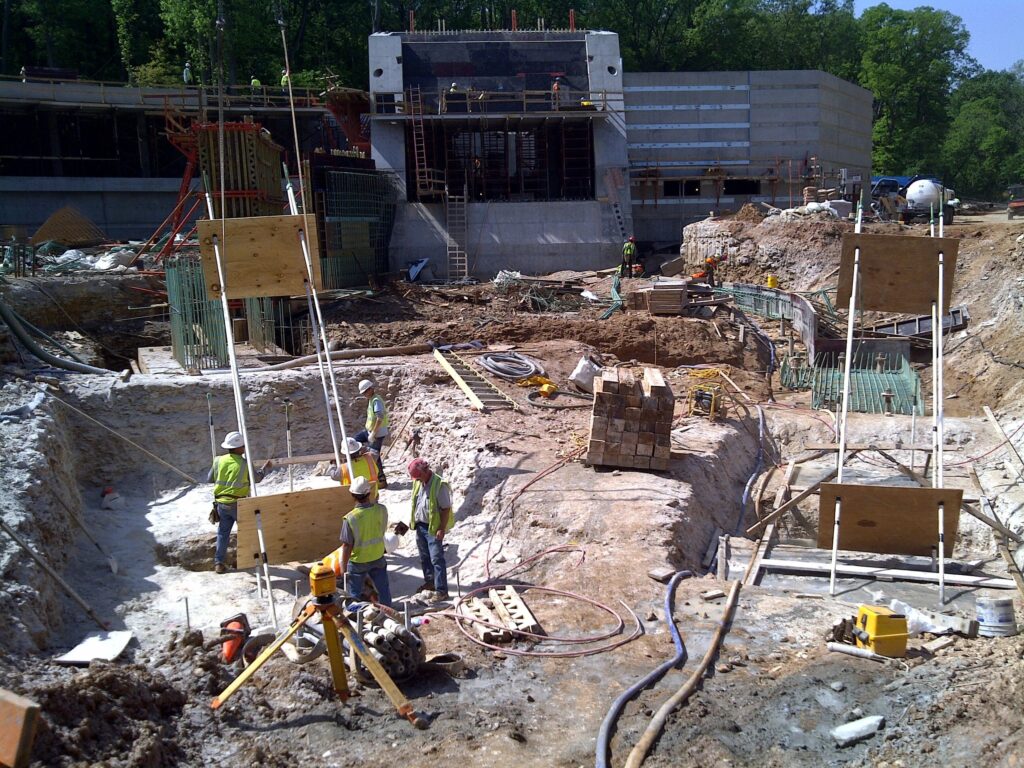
[390,200,621,278]
[624,70,873,246]
[0,176,197,241]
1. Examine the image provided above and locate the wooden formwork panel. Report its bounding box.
[237,486,353,567]
[816,483,962,557]
[198,215,322,299]
[838,233,958,314]
[0,688,39,768]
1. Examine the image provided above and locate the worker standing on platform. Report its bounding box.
[620,236,637,277]
[208,431,271,574]
[354,379,389,489]
[183,62,193,87]
[328,436,380,499]
[280,68,290,89]
[322,477,392,606]
[408,458,453,602]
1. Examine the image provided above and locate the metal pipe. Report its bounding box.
[207,392,216,465]
[284,398,294,492]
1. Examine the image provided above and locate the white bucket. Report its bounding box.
[976,597,1018,637]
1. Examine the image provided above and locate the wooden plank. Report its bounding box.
[462,598,512,643]
[701,526,723,569]
[0,689,40,768]
[817,483,962,557]
[838,233,958,314]
[237,486,354,567]
[54,630,133,666]
[759,557,1015,590]
[258,452,336,467]
[746,467,839,535]
[198,214,322,300]
[744,523,776,587]
[982,406,1024,476]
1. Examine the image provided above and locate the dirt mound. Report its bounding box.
[27,663,187,767]
[732,203,766,223]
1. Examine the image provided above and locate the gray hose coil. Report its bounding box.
[478,352,545,380]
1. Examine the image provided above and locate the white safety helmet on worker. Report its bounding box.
[358,379,374,394]
[350,476,372,497]
[221,431,244,450]
[345,437,362,455]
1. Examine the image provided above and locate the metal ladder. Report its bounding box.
[433,349,517,412]
[445,180,469,281]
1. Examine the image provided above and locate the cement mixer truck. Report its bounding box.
[900,176,957,225]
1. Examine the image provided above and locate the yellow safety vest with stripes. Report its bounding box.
[366,394,389,432]
[212,454,250,505]
[410,473,453,536]
[347,502,386,563]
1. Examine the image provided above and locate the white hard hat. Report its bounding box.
[345,437,362,455]
[384,531,399,554]
[221,431,244,450]
[358,379,374,394]
[350,476,372,497]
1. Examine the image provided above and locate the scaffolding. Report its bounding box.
[320,171,398,288]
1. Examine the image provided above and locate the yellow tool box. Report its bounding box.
[853,605,908,658]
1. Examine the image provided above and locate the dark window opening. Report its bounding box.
[723,179,761,196]
[406,119,595,202]
[663,180,681,197]
[684,179,701,196]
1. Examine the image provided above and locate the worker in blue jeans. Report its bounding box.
[208,431,270,573]
[407,458,453,602]
[354,378,389,488]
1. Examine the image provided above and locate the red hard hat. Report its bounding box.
[407,458,429,478]
[629,236,636,242]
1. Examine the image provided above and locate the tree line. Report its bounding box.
[1,0,1022,197]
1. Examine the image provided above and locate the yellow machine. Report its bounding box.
[853,605,908,658]
[687,383,722,421]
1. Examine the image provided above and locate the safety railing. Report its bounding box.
[371,88,618,116]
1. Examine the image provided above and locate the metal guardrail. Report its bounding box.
[371,88,618,116]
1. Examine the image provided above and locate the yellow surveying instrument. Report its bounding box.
[211,562,427,729]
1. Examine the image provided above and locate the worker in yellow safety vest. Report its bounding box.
[328,437,379,499]
[620,236,637,278]
[408,457,453,602]
[354,379,389,488]
[320,476,392,606]
[208,431,271,574]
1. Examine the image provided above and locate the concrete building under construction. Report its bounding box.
[367,30,872,276]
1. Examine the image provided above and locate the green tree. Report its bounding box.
[940,97,1014,197]
[858,3,974,175]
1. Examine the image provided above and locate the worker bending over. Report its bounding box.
[208,431,271,574]
[328,437,379,498]
[408,458,454,602]
[354,379,389,488]
[321,477,392,606]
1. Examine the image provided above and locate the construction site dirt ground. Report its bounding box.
[1,210,1023,768]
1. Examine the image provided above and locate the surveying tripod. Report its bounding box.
[211,562,427,729]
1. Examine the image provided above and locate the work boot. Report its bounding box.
[416,581,435,593]
[215,563,227,574]
[429,591,450,604]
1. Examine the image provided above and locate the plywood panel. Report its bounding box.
[817,483,962,557]
[198,215,322,300]
[0,688,40,768]
[237,486,354,566]
[838,234,958,314]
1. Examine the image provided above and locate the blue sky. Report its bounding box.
[852,1,1022,72]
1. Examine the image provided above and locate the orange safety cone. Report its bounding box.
[220,613,251,663]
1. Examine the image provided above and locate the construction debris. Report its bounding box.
[30,206,107,247]
[831,715,885,747]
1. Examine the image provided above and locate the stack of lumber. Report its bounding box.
[646,281,690,314]
[586,367,674,471]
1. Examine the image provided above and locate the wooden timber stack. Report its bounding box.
[586,367,674,471]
